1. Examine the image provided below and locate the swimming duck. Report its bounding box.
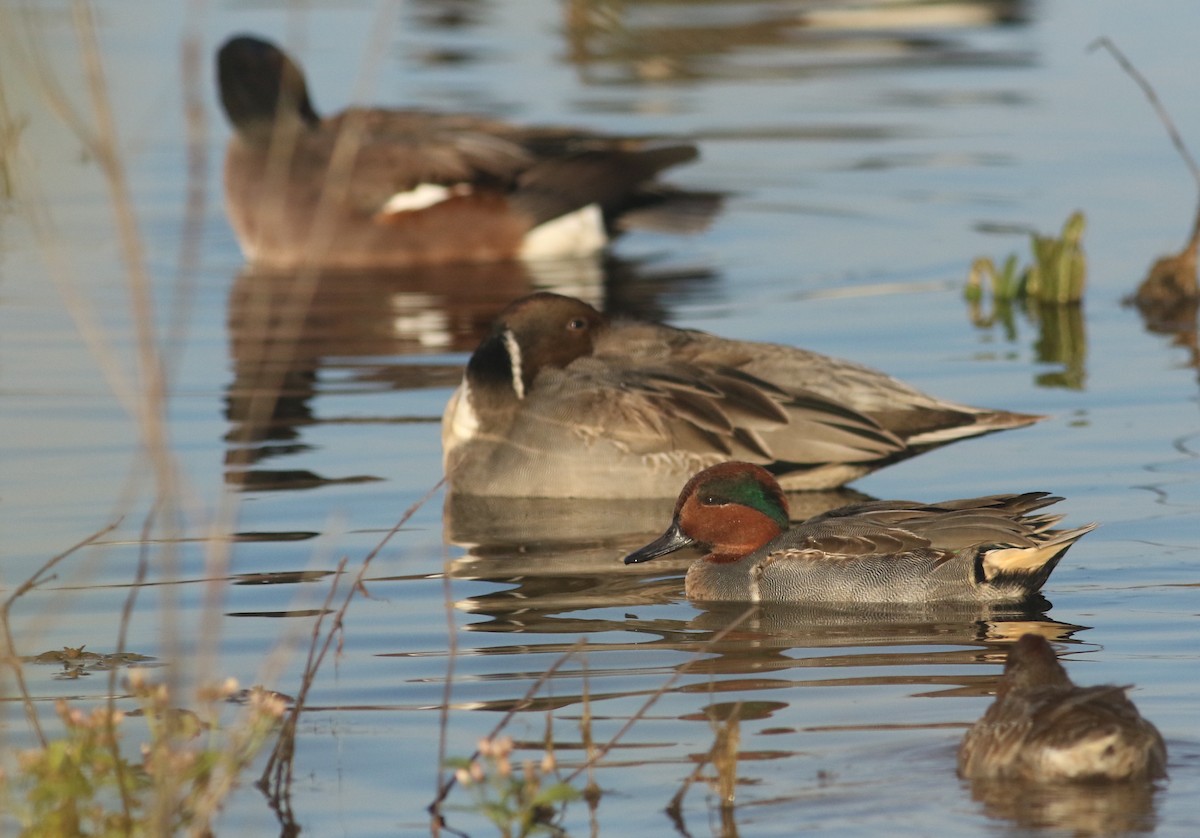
[216,35,708,269]
[958,633,1167,782]
[621,462,1093,603]
[442,293,1042,497]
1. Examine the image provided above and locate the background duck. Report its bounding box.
[622,462,1093,604]
[216,35,713,269]
[443,293,1043,497]
[958,633,1168,783]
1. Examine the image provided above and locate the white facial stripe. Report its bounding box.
[503,328,525,400]
[380,183,471,214]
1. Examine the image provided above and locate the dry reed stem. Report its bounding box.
[69,5,187,829]
[579,656,601,838]
[665,699,742,830]
[0,5,427,834]
[2,0,189,604]
[105,511,159,830]
[0,9,147,442]
[432,545,463,837]
[1,6,350,832]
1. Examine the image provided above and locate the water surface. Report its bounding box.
[1,1,1198,835]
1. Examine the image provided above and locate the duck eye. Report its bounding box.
[566,318,587,331]
[701,495,722,506]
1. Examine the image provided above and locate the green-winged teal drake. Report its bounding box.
[442,293,1043,497]
[621,462,1093,603]
[217,35,708,269]
[958,633,1167,782]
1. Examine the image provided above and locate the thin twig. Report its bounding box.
[431,547,462,837]
[429,638,590,814]
[0,518,123,746]
[72,6,187,829]
[103,506,157,829]
[1089,37,1200,189]
[262,478,446,802]
[666,698,742,829]
[260,554,348,817]
[563,605,756,784]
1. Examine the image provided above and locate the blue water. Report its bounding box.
[1,1,1197,835]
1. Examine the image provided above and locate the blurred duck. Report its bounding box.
[958,633,1167,782]
[443,293,1042,497]
[622,462,1092,603]
[216,35,709,269]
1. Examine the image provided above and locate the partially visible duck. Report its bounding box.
[621,462,1093,603]
[216,35,708,269]
[442,293,1043,497]
[958,633,1167,782]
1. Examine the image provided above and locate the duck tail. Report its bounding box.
[978,523,1097,592]
[905,408,1045,447]
[218,35,319,135]
[512,144,703,227]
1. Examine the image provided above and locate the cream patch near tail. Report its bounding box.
[1036,730,1130,780]
[519,204,606,260]
[982,524,1097,580]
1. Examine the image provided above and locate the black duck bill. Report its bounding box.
[623,521,696,565]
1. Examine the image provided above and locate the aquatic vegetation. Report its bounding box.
[965,211,1087,307]
[446,735,580,838]
[2,675,286,837]
[964,214,1089,389]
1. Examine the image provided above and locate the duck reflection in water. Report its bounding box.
[442,569,1086,731]
[561,0,1033,86]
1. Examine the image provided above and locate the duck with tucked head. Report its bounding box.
[958,633,1167,782]
[622,462,1094,603]
[443,293,1043,498]
[216,35,711,269]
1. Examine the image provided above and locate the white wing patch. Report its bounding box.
[519,203,607,260]
[380,183,471,214]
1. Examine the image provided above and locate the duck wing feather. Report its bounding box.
[773,492,1072,563]
[521,357,906,465]
[313,110,535,212]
